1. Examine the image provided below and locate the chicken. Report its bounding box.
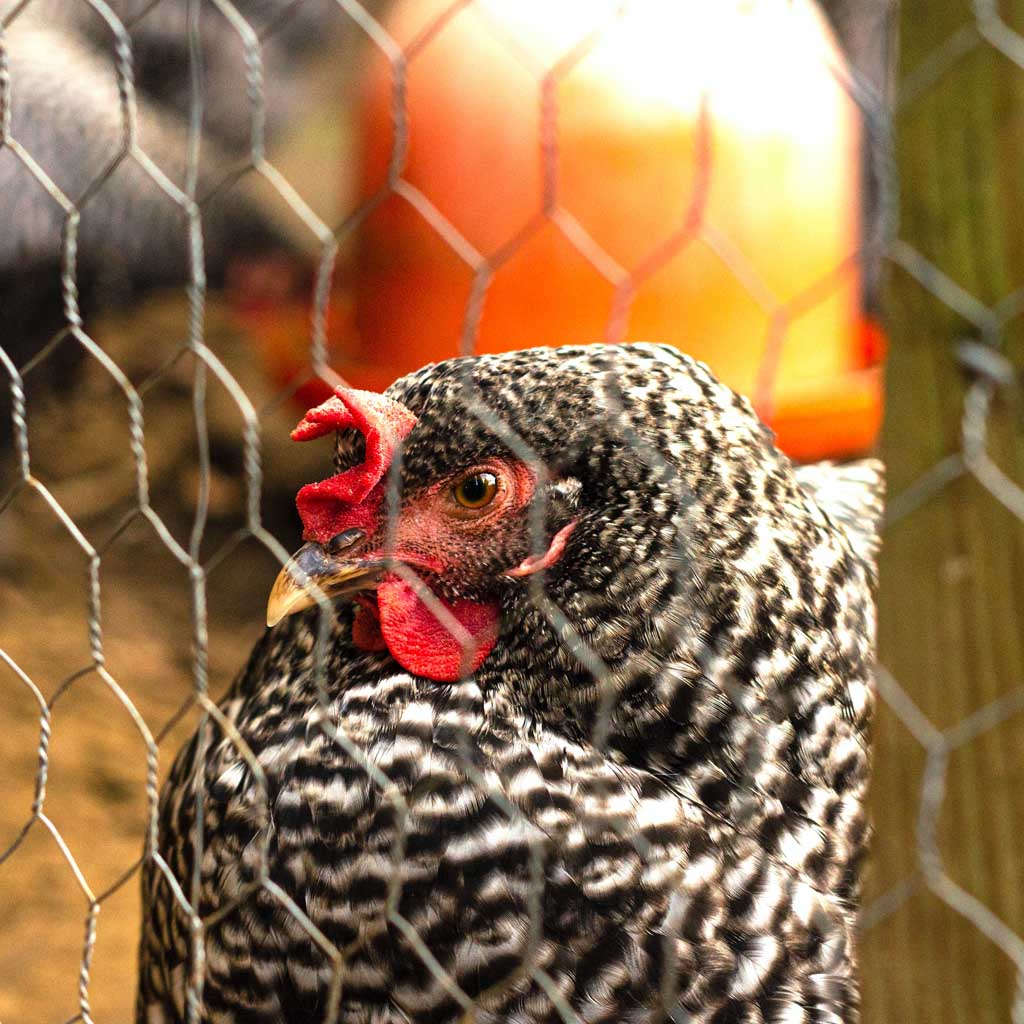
[137,343,883,1024]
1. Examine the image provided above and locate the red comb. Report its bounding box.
[292,387,417,542]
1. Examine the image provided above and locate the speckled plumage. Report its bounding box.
[137,344,883,1024]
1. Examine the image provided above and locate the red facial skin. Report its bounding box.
[290,388,573,682]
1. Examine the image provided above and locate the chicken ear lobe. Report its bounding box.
[376,574,499,682]
[503,520,577,578]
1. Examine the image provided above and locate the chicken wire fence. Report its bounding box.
[0,0,1023,1021]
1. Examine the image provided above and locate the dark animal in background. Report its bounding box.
[138,343,883,1023]
[0,0,345,368]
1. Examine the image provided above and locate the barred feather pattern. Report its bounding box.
[137,344,883,1024]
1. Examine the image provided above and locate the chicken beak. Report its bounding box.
[266,532,381,628]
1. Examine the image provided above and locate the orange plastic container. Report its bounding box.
[242,0,885,462]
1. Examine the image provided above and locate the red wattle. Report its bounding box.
[376,574,499,682]
[352,597,387,652]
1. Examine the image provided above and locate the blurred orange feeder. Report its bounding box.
[249,0,885,462]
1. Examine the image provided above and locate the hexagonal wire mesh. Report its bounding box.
[1,0,1023,1021]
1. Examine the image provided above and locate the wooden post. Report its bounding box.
[860,2,1024,1021]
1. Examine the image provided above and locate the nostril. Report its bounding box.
[326,528,366,555]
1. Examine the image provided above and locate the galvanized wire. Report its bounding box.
[0,1,1022,1022]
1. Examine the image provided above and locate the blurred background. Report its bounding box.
[1,0,1023,1020]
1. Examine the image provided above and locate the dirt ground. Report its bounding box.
[0,32,369,1018]
[0,294,326,1023]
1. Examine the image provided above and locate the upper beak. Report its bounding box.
[266,529,381,628]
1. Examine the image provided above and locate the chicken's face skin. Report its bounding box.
[138,344,882,1024]
[266,384,583,681]
[270,449,573,682]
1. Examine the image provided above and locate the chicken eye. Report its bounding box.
[452,471,499,510]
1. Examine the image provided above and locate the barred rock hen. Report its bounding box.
[137,344,883,1024]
